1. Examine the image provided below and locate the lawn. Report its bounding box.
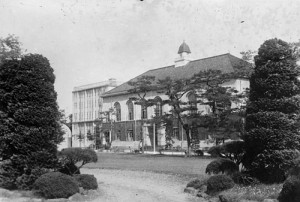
[85,152,213,178]
[85,152,283,201]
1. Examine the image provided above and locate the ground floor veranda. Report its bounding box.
[99,120,215,151]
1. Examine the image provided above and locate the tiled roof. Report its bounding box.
[102,53,251,97]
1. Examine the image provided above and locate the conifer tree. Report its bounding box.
[0,54,64,188]
[243,38,300,183]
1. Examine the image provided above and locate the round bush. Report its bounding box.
[206,158,238,175]
[278,176,300,202]
[206,175,234,194]
[73,174,98,190]
[32,172,79,199]
[186,179,205,190]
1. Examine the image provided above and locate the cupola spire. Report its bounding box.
[175,41,192,67]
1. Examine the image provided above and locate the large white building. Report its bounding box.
[100,42,251,150]
[72,78,119,147]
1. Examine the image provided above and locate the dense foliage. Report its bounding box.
[278,176,300,202]
[243,38,300,183]
[58,148,97,175]
[186,178,206,190]
[33,172,79,199]
[73,174,98,190]
[206,175,235,194]
[208,140,245,166]
[230,172,259,186]
[205,158,238,175]
[0,54,64,189]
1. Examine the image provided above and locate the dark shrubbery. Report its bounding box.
[58,148,97,175]
[206,175,234,194]
[16,168,49,190]
[205,158,238,175]
[32,172,79,199]
[208,141,245,166]
[0,160,20,189]
[0,54,64,189]
[278,176,300,202]
[243,38,300,183]
[194,149,204,156]
[73,174,98,190]
[230,172,259,186]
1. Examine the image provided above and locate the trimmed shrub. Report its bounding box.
[58,148,97,175]
[32,172,79,199]
[186,179,205,190]
[278,176,300,202]
[205,158,238,175]
[206,175,234,194]
[208,141,245,166]
[16,168,49,190]
[73,174,98,190]
[194,149,204,156]
[231,172,259,186]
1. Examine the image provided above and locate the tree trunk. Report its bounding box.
[183,124,191,157]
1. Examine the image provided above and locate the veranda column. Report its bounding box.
[153,123,155,153]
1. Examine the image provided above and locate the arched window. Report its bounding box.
[154,96,162,117]
[127,100,134,120]
[188,93,197,114]
[114,102,121,121]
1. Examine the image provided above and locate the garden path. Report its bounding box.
[82,168,207,202]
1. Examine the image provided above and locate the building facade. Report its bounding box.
[72,78,119,147]
[100,42,251,150]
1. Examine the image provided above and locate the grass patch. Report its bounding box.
[219,183,282,202]
[86,153,213,178]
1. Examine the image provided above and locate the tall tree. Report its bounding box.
[243,38,300,183]
[0,54,64,188]
[192,70,247,145]
[128,75,156,153]
[156,77,200,155]
[0,35,22,63]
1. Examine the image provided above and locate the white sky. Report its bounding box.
[1,0,300,115]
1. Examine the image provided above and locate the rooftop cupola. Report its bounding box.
[178,41,191,54]
[175,41,192,67]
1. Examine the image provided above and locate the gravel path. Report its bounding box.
[82,168,206,202]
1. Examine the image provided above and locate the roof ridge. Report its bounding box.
[147,64,175,72]
[190,53,231,63]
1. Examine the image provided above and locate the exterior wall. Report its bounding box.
[72,79,119,148]
[57,124,72,151]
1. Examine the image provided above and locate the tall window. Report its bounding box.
[154,96,162,117]
[141,105,147,119]
[114,102,121,121]
[188,93,197,114]
[127,100,134,120]
[173,127,179,139]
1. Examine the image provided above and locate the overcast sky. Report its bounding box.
[1,0,300,115]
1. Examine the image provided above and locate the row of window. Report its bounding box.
[113,97,163,121]
[74,111,99,122]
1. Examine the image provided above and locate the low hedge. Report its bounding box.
[207,175,234,194]
[33,172,79,199]
[206,158,238,175]
[73,174,98,190]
